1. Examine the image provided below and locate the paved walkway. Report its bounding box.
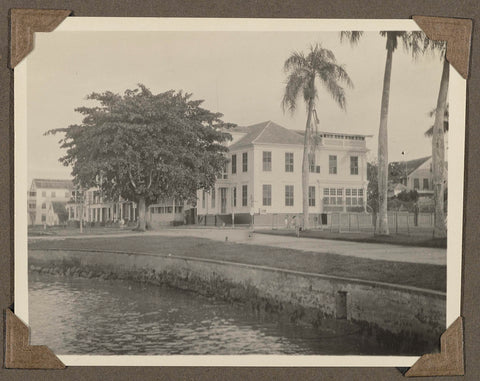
[152,228,447,266]
[31,228,446,265]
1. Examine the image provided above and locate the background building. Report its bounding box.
[390,156,448,198]
[28,179,73,225]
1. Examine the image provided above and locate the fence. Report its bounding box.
[259,212,435,234]
[196,211,436,234]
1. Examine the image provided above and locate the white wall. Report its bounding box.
[197,138,369,216]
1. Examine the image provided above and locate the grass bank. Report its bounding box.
[254,229,447,249]
[29,235,445,292]
[28,226,136,237]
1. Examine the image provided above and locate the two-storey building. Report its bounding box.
[196,120,370,226]
[28,179,74,225]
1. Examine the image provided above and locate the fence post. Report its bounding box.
[395,212,398,234]
[406,212,410,235]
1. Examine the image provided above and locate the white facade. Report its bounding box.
[28,179,73,225]
[196,121,369,219]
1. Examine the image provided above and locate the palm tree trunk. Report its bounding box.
[376,41,394,235]
[432,58,449,238]
[302,97,314,230]
[137,196,147,231]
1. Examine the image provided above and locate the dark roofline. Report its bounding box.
[32,178,74,189]
[390,156,431,176]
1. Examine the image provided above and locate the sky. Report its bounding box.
[26,29,444,183]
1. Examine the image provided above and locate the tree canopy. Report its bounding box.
[47,85,234,229]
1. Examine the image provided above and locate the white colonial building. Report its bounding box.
[28,179,74,225]
[196,120,370,226]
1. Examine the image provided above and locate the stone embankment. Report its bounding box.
[29,248,446,355]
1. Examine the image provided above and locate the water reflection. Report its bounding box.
[29,272,375,355]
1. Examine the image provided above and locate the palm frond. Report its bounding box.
[282,43,353,114]
[400,31,429,60]
[340,31,364,45]
[281,70,309,113]
[283,51,308,72]
[323,76,347,110]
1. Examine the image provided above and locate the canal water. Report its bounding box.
[29,272,380,355]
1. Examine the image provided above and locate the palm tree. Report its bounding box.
[340,31,424,235]
[422,41,448,238]
[425,104,448,137]
[282,43,353,230]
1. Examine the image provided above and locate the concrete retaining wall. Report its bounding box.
[29,248,445,353]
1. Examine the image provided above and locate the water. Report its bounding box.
[29,272,378,355]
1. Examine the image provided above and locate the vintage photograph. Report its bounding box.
[15,18,465,366]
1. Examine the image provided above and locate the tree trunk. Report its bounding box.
[137,196,147,231]
[376,40,394,235]
[302,97,314,230]
[432,58,449,238]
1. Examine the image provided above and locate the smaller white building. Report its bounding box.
[393,156,448,198]
[28,179,73,225]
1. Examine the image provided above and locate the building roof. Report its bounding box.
[294,130,371,139]
[228,121,304,150]
[393,156,431,176]
[32,179,74,190]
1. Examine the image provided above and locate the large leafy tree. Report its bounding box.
[340,31,424,235]
[282,43,353,229]
[47,85,233,231]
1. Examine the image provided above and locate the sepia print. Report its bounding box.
[15,18,465,367]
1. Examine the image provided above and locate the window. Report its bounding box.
[175,206,183,213]
[263,151,272,171]
[308,186,316,206]
[231,154,237,174]
[423,178,429,190]
[242,185,248,207]
[232,187,237,207]
[285,152,294,172]
[324,188,343,205]
[211,188,216,208]
[41,202,46,209]
[329,155,337,174]
[309,153,315,173]
[41,214,46,222]
[242,152,248,172]
[42,191,46,197]
[166,206,173,213]
[263,185,272,206]
[222,163,228,179]
[51,191,56,197]
[413,178,420,189]
[350,156,359,175]
[323,188,330,205]
[285,185,294,206]
[28,203,36,209]
[345,188,364,206]
[202,190,206,208]
[337,188,343,205]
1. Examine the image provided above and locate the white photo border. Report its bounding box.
[14,17,466,367]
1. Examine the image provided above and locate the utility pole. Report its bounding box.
[231,186,235,229]
[79,188,84,234]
